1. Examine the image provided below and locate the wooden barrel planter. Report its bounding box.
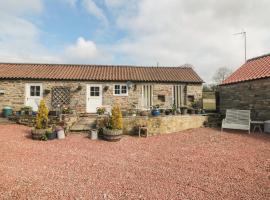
[31,128,47,140]
[103,129,122,142]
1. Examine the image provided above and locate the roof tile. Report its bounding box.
[221,54,270,85]
[0,63,203,83]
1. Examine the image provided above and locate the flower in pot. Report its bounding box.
[151,105,160,116]
[31,100,50,140]
[103,104,123,142]
[96,107,105,115]
[180,106,188,115]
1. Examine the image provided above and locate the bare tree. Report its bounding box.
[212,67,233,84]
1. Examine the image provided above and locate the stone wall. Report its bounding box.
[219,78,270,120]
[0,79,202,113]
[122,115,208,135]
[187,84,203,106]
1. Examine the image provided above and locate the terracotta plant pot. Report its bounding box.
[103,129,122,142]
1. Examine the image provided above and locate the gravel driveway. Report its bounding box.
[0,125,269,199]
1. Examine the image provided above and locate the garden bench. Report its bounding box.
[221,109,251,134]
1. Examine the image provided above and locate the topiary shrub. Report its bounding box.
[109,104,123,130]
[36,100,49,129]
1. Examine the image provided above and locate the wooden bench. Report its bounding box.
[221,109,251,134]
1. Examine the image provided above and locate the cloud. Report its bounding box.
[82,0,108,25]
[0,0,60,63]
[0,0,43,14]
[65,0,78,7]
[105,0,270,82]
[65,37,99,60]
[104,0,126,8]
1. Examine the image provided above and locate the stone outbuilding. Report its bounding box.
[0,63,203,114]
[219,54,270,120]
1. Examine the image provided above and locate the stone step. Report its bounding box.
[70,116,97,132]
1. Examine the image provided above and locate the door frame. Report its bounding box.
[86,84,103,113]
[25,83,43,111]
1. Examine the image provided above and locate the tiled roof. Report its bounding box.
[0,63,203,83]
[221,54,270,85]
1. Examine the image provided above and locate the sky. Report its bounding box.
[0,0,270,83]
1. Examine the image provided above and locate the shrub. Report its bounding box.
[109,104,123,130]
[36,100,49,129]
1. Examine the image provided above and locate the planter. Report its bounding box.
[103,129,122,142]
[46,132,57,140]
[56,128,65,139]
[176,108,181,114]
[90,129,98,140]
[188,109,195,115]
[31,128,47,140]
[181,108,188,115]
[165,109,171,115]
[151,109,160,116]
[140,110,148,116]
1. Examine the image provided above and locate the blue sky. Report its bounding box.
[0,0,270,82]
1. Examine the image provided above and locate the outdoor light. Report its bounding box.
[127,81,134,89]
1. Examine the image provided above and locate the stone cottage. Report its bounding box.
[220,54,270,120]
[0,63,203,113]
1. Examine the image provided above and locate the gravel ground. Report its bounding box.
[0,125,269,200]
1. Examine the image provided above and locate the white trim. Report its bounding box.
[113,84,128,96]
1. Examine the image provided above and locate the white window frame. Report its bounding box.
[113,84,128,96]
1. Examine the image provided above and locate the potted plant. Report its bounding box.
[165,109,171,115]
[188,107,195,115]
[31,100,50,140]
[140,110,148,116]
[180,106,188,115]
[151,105,160,116]
[96,107,105,115]
[55,126,65,139]
[103,104,123,142]
[172,104,177,115]
[45,128,57,140]
[21,106,32,115]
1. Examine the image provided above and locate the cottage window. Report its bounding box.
[90,87,100,96]
[30,85,41,97]
[114,84,128,96]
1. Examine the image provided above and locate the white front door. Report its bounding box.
[86,84,102,113]
[25,83,43,111]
